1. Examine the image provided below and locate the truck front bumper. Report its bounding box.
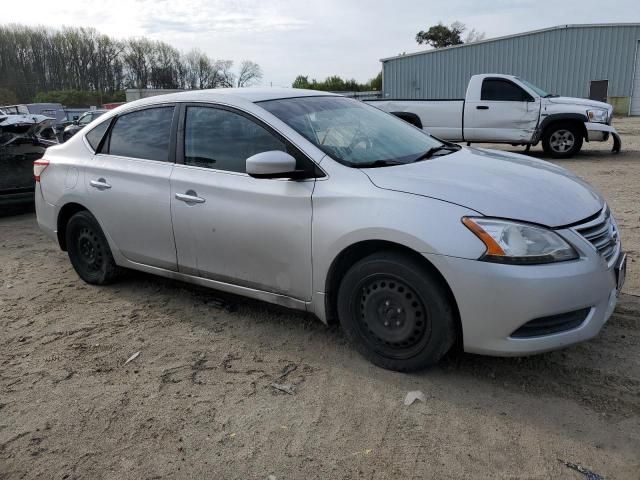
[585,122,621,153]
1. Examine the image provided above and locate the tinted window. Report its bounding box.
[107,107,174,161]
[481,79,531,101]
[184,106,285,173]
[86,120,111,152]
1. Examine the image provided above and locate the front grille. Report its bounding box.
[510,308,591,338]
[574,205,619,264]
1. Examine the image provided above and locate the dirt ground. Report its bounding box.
[1,118,639,480]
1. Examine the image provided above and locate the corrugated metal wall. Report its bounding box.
[382,24,640,100]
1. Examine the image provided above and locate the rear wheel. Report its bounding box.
[542,123,583,158]
[337,251,456,371]
[66,210,121,285]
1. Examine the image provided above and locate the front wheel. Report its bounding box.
[542,123,583,158]
[337,251,456,372]
[66,210,121,285]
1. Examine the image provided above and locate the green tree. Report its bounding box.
[0,87,18,105]
[292,75,311,89]
[369,72,382,91]
[415,22,464,48]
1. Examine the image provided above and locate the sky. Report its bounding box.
[3,0,639,87]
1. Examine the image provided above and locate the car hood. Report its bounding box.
[547,96,611,110]
[363,148,603,228]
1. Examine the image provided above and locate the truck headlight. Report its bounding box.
[587,109,608,123]
[462,217,578,265]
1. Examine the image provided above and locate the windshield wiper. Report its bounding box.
[353,159,405,168]
[412,144,461,162]
[544,93,559,98]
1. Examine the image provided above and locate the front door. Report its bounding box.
[464,77,540,143]
[84,105,178,270]
[170,104,314,300]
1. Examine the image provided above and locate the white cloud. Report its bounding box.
[2,0,638,87]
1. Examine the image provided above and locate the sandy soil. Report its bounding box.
[1,118,639,479]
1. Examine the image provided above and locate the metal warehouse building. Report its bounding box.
[381,23,640,115]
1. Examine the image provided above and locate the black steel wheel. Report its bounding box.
[337,251,456,371]
[66,210,121,285]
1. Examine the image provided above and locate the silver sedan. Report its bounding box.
[35,88,626,371]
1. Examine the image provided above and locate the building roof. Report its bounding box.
[380,23,640,62]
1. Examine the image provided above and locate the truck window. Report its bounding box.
[481,79,532,102]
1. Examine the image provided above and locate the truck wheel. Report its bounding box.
[542,123,583,158]
[66,211,121,285]
[337,251,456,372]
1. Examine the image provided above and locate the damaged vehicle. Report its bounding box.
[35,89,625,371]
[367,74,621,158]
[1,113,58,206]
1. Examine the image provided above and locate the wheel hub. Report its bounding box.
[358,278,427,350]
[550,129,575,152]
[77,227,101,271]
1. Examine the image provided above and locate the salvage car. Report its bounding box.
[34,89,626,371]
[1,112,57,206]
[62,109,107,142]
[367,74,621,158]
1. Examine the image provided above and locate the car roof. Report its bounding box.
[126,88,340,108]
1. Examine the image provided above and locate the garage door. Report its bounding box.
[632,41,640,116]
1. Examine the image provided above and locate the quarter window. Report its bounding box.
[106,107,174,161]
[85,120,111,152]
[184,106,286,173]
[481,79,532,102]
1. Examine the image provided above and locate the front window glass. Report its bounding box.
[518,78,549,97]
[184,106,286,173]
[260,96,443,167]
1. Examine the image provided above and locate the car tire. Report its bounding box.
[62,132,72,143]
[337,251,456,372]
[66,210,121,285]
[542,123,583,158]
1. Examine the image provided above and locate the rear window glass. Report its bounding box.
[107,107,174,161]
[86,120,110,152]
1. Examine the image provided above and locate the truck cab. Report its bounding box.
[369,74,621,158]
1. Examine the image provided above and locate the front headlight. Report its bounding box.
[587,109,608,123]
[462,217,578,265]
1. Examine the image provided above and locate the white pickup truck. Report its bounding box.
[367,74,621,158]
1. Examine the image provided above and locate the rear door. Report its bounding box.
[464,77,540,142]
[170,103,315,300]
[83,105,178,270]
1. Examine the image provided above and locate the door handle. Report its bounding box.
[90,178,111,189]
[175,191,206,204]
[476,105,489,110]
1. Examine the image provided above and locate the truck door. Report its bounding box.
[464,77,540,143]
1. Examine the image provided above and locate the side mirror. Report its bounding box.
[246,150,299,179]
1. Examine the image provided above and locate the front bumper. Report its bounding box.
[424,233,621,356]
[585,122,621,153]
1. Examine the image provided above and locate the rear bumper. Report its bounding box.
[585,122,622,153]
[34,185,60,244]
[424,239,620,356]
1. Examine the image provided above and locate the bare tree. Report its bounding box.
[464,28,486,43]
[236,60,262,88]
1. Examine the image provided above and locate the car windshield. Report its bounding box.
[517,78,550,97]
[259,96,444,167]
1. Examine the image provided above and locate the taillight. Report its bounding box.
[34,159,50,182]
